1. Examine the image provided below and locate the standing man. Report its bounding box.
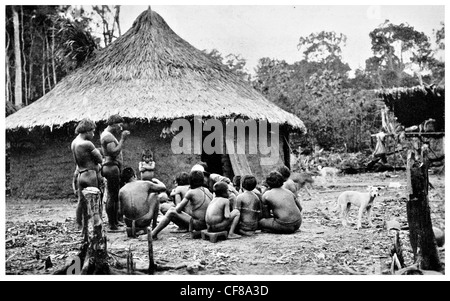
[71,118,103,230]
[100,114,130,230]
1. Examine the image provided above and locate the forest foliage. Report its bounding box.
[5,6,445,152]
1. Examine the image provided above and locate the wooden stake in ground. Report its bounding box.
[148,227,155,274]
[80,187,110,275]
[54,187,110,275]
[405,145,441,271]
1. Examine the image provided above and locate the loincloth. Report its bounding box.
[273,217,301,231]
[101,160,122,176]
[238,220,259,231]
[191,217,207,231]
[124,211,152,228]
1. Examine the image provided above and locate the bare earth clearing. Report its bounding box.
[5,171,445,276]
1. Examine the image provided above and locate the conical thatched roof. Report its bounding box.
[6,9,305,132]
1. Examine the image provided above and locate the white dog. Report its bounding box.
[335,186,382,229]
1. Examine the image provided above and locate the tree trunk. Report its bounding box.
[6,32,11,103]
[20,6,28,105]
[51,26,57,86]
[406,149,441,271]
[114,5,121,36]
[27,31,35,104]
[41,43,46,95]
[12,6,23,107]
[45,35,52,91]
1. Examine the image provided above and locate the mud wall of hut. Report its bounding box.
[7,122,201,199]
[7,120,290,199]
[8,128,76,199]
[123,121,201,188]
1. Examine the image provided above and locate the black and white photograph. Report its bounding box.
[2,2,446,280]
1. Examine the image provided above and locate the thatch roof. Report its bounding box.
[6,8,305,133]
[376,85,445,131]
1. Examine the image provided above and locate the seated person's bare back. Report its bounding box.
[235,175,261,235]
[205,182,241,239]
[151,170,212,239]
[259,171,302,234]
[119,168,166,235]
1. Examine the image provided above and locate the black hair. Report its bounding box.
[265,171,284,189]
[241,175,257,191]
[121,167,136,185]
[232,175,242,189]
[75,118,95,134]
[213,182,229,198]
[189,170,205,189]
[276,165,291,180]
[141,149,153,160]
[176,172,190,186]
[107,114,124,125]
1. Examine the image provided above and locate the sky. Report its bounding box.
[113,3,446,77]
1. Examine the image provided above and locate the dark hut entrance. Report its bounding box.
[201,128,234,179]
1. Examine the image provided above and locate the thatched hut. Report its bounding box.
[376,84,445,171]
[377,85,445,131]
[6,8,305,199]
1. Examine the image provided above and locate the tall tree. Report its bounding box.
[298,31,350,76]
[367,20,433,87]
[203,49,251,80]
[92,5,121,47]
[5,5,101,107]
[224,53,250,81]
[427,22,445,85]
[12,6,23,107]
[56,18,99,71]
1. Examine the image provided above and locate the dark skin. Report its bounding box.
[139,155,155,180]
[100,123,130,230]
[259,187,302,233]
[71,129,103,228]
[235,189,262,235]
[119,176,166,232]
[170,185,190,206]
[205,187,241,238]
[282,178,298,195]
[151,186,212,239]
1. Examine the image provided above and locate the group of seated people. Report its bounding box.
[118,162,303,240]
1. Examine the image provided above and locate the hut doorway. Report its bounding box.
[201,152,222,175]
[201,128,234,179]
[201,153,235,180]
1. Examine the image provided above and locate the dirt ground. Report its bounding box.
[5,171,445,276]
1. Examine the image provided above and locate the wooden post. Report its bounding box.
[405,146,441,271]
[127,246,134,274]
[81,188,110,275]
[147,227,155,274]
